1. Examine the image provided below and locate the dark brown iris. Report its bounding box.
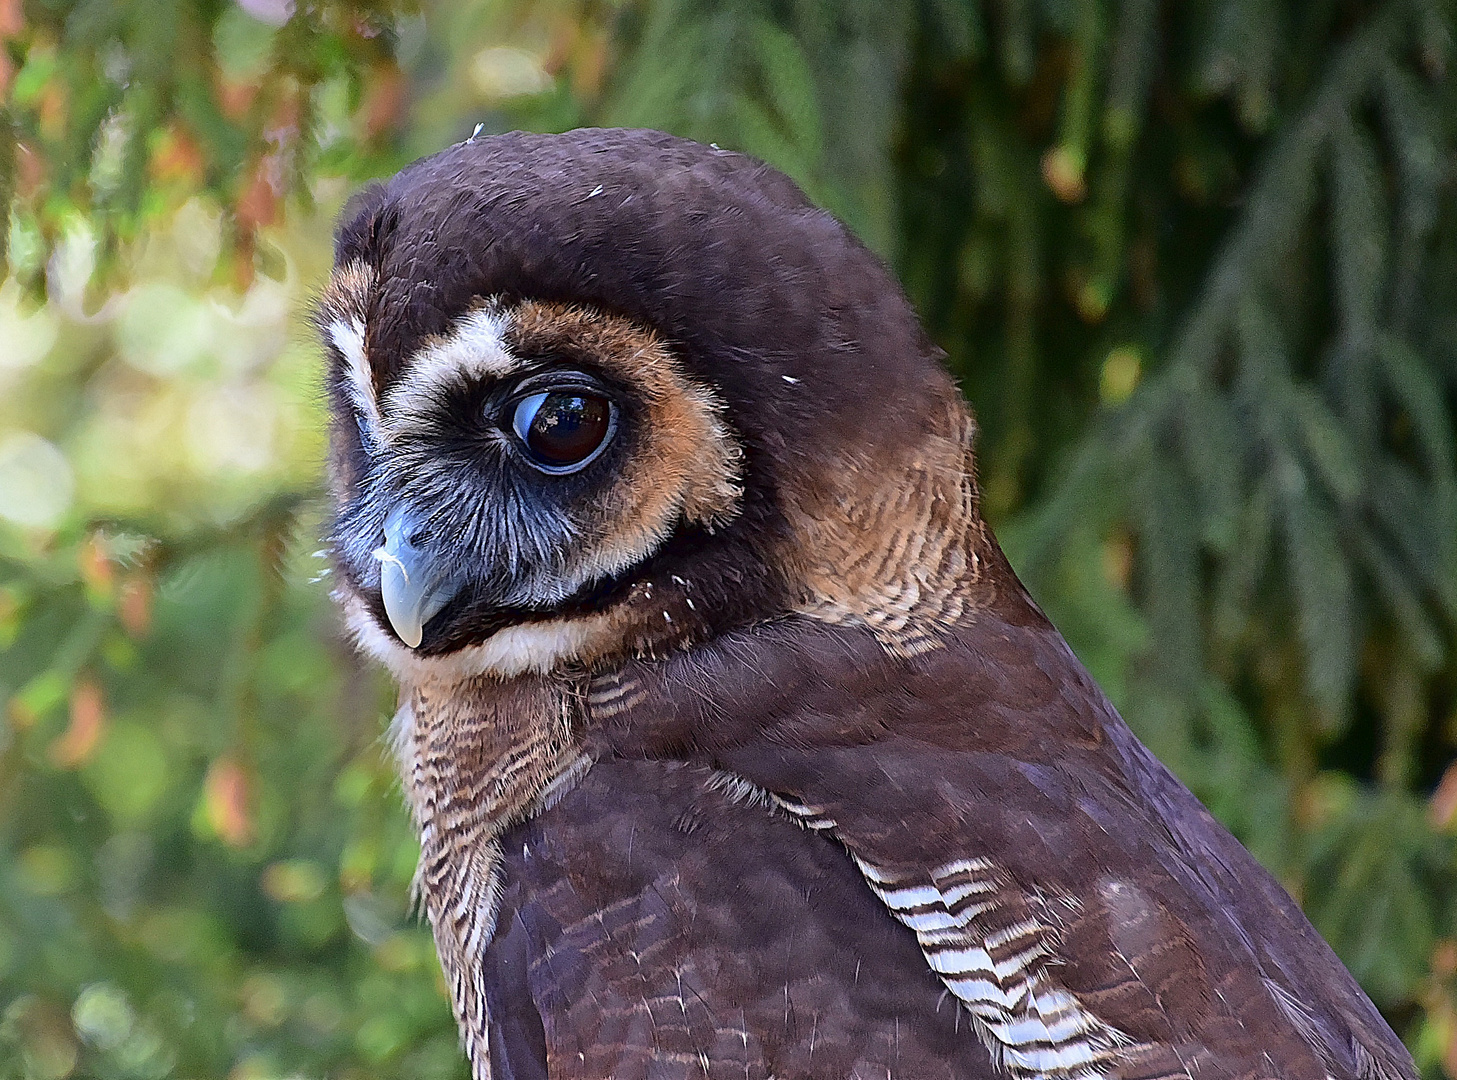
[512,391,614,471]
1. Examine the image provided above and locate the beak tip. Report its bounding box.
[382,597,425,650]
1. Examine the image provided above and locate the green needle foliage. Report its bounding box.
[2,0,1457,1076]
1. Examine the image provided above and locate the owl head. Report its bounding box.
[318,128,992,681]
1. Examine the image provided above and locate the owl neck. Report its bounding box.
[392,671,588,846]
[388,671,583,1078]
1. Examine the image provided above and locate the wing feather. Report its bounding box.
[585,610,1416,1080]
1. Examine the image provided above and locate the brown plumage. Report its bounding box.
[318,127,1415,1080]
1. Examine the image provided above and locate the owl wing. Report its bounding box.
[481,757,1001,1080]
[585,608,1416,1080]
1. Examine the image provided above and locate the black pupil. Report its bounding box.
[525,394,610,466]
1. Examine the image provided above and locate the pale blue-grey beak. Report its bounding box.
[372,505,463,649]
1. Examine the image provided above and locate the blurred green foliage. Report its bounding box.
[2,0,1457,1077]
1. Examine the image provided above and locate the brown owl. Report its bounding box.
[317,128,1414,1080]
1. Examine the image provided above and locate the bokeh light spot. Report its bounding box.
[0,432,74,529]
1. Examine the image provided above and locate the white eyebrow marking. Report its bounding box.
[329,317,381,441]
[383,305,521,429]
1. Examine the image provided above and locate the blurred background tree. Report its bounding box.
[2,0,1457,1076]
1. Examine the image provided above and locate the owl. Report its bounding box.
[318,129,1415,1080]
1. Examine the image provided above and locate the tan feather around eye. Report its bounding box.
[508,300,744,546]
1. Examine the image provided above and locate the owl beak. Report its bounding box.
[373,506,462,649]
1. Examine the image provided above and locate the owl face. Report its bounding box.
[319,129,976,679]
[322,286,749,673]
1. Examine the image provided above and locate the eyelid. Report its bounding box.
[506,368,606,399]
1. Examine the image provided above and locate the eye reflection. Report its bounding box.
[510,391,615,472]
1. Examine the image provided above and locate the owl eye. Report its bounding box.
[510,390,616,473]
